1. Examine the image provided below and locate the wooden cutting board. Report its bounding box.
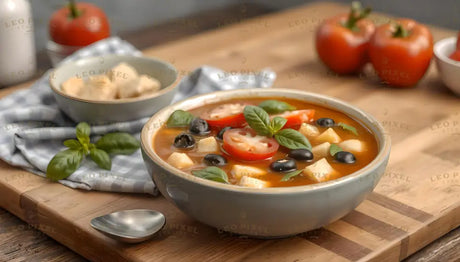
[0,2,459,261]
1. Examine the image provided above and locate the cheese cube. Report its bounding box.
[299,123,320,137]
[339,139,366,153]
[61,77,85,97]
[82,75,117,100]
[238,176,268,188]
[312,142,331,159]
[137,75,161,95]
[108,63,140,98]
[167,152,194,169]
[315,128,341,143]
[196,137,219,153]
[303,158,336,183]
[231,165,266,179]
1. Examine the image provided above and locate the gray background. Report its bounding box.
[31,0,460,51]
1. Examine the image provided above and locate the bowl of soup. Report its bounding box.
[141,88,390,237]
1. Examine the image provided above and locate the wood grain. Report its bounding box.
[0,2,459,261]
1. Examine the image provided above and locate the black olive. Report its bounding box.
[216,127,232,140]
[203,154,227,166]
[270,159,297,172]
[288,149,313,161]
[335,151,356,164]
[173,132,195,149]
[316,118,335,127]
[189,118,210,135]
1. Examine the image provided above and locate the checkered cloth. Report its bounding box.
[0,37,276,195]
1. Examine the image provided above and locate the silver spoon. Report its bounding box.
[90,209,166,243]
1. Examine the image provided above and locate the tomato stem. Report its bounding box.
[68,0,80,19]
[343,1,371,31]
[393,24,409,38]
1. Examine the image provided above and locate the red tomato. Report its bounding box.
[201,103,247,129]
[449,50,460,61]
[316,3,375,74]
[274,110,315,129]
[222,129,279,161]
[49,2,110,46]
[368,19,433,87]
[457,31,460,50]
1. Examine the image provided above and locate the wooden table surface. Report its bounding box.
[0,2,459,261]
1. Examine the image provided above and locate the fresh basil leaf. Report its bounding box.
[46,149,84,181]
[274,129,312,150]
[259,100,296,114]
[76,122,91,145]
[89,148,111,170]
[243,105,272,136]
[269,116,287,134]
[95,132,140,155]
[63,139,82,149]
[280,169,303,182]
[166,110,194,128]
[329,144,343,156]
[191,166,229,183]
[337,122,358,136]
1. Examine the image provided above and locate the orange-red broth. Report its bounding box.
[153,98,379,187]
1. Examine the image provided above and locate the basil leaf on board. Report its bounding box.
[63,139,82,149]
[191,166,229,183]
[166,110,194,128]
[259,100,296,114]
[337,122,358,136]
[269,116,287,134]
[95,132,140,155]
[89,148,111,170]
[329,144,343,156]
[46,149,84,181]
[280,169,303,182]
[76,122,91,145]
[274,129,312,150]
[243,105,272,136]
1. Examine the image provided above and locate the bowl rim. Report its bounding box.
[434,36,459,66]
[141,88,391,195]
[49,54,178,104]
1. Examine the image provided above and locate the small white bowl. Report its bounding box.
[434,36,460,96]
[49,55,178,124]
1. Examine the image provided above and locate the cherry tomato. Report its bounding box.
[200,103,248,129]
[49,2,110,46]
[368,19,433,87]
[316,2,375,74]
[274,110,315,129]
[222,129,279,161]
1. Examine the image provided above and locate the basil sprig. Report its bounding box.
[192,166,229,183]
[274,129,311,150]
[280,169,303,182]
[329,144,343,156]
[46,122,140,181]
[167,110,194,128]
[337,122,358,136]
[259,100,296,114]
[243,105,311,150]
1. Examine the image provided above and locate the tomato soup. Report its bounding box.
[153,97,378,188]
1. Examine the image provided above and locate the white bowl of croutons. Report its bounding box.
[49,55,178,124]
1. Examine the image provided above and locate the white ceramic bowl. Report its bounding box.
[49,55,178,124]
[141,88,391,238]
[434,36,460,96]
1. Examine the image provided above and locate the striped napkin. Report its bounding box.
[0,37,276,195]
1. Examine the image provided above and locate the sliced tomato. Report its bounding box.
[222,128,279,161]
[201,103,248,129]
[274,110,315,129]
